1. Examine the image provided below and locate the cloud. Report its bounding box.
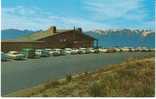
[2,6,48,30]
[2,0,155,30]
[84,0,146,21]
[83,0,155,30]
[2,6,109,30]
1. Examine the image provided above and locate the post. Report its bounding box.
[95,39,99,48]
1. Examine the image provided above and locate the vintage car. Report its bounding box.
[21,48,37,58]
[35,49,50,57]
[1,52,9,61]
[7,51,25,60]
[71,48,79,55]
[52,49,63,56]
[78,48,87,54]
[63,48,73,55]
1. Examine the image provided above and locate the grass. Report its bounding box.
[5,57,155,97]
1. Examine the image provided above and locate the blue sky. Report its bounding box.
[2,0,155,31]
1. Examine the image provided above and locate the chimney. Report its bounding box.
[48,26,56,33]
[77,27,82,33]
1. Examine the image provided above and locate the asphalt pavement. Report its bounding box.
[1,52,153,95]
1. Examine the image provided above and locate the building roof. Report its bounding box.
[1,40,44,43]
[16,27,96,41]
[18,29,71,41]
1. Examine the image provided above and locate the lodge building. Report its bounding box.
[1,26,97,52]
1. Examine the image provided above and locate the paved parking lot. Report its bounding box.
[1,52,154,95]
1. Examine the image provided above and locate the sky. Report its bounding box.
[1,0,155,31]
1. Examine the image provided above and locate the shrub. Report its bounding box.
[88,81,103,97]
[66,74,72,82]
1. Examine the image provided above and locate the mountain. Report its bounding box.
[84,29,155,48]
[1,29,35,40]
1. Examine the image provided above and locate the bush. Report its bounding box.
[66,74,72,82]
[88,81,103,97]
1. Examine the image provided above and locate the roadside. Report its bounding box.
[5,57,155,97]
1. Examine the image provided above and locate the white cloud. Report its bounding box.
[2,6,109,31]
[2,1,154,31]
[83,0,146,21]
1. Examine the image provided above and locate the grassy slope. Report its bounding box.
[6,58,155,97]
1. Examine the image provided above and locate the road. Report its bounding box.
[1,52,153,95]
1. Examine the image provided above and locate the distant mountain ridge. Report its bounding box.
[84,29,155,48]
[1,28,155,48]
[1,29,35,40]
[92,29,154,37]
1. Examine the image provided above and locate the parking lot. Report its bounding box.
[2,52,154,95]
[2,47,154,62]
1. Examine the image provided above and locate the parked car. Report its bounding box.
[99,48,107,53]
[120,47,130,52]
[149,48,155,52]
[87,48,96,53]
[71,48,79,55]
[135,47,143,52]
[7,51,25,60]
[52,49,62,56]
[141,47,149,52]
[44,48,55,56]
[78,48,87,54]
[151,48,155,52]
[94,48,100,53]
[35,49,42,56]
[1,52,9,61]
[64,48,73,55]
[129,48,136,52]
[43,49,50,57]
[114,48,121,52]
[106,48,116,53]
[36,49,50,57]
[44,48,52,52]
[21,48,37,58]
[85,48,91,54]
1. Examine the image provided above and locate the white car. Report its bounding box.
[78,48,87,54]
[35,49,50,57]
[120,47,130,52]
[130,48,136,52]
[44,48,52,52]
[87,48,95,53]
[141,47,149,52]
[7,51,25,60]
[136,47,143,52]
[150,48,155,52]
[64,48,73,54]
[71,48,79,55]
[52,49,62,56]
[1,52,9,61]
[106,48,116,53]
[99,48,108,53]
[114,48,121,52]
